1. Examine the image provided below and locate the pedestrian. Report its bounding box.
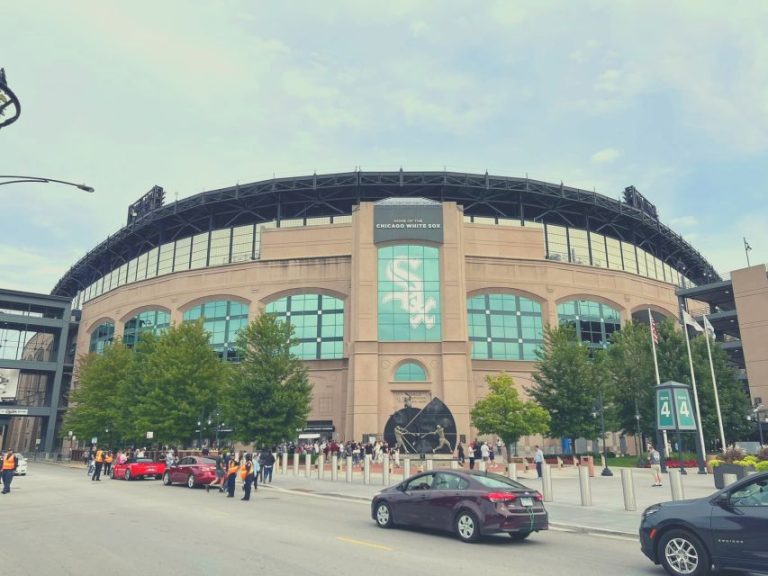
[225,455,239,498]
[104,451,113,477]
[206,451,226,493]
[473,441,482,469]
[534,445,544,479]
[92,447,104,481]
[1,448,19,494]
[456,442,465,466]
[648,444,662,486]
[240,453,255,501]
[468,442,475,470]
[262,449,275,483]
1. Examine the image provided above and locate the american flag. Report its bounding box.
[650,316,659,345]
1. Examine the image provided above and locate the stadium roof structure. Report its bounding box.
[52,170,719,297]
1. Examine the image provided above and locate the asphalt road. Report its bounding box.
[3,463,662,576]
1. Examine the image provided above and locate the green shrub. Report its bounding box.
[755,461,768,472]
[709,459,722,468]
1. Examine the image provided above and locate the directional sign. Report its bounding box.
[657,388,675,430]
[674,388,697,430]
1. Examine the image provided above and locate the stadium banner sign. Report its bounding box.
[0,368,20,402]
[374,204,443,244]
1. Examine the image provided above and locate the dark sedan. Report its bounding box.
[371,470,547,542]
[640,471,768,576]
[162,456,217,488]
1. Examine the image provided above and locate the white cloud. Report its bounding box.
[591,148,621,164]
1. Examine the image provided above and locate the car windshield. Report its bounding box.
[198,457,217,466]
[472,472,527,490]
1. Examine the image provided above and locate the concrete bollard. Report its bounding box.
[723,473,737,487]
[579,465,592,506]
[331,455,338,481]
[293,453,299,476]
[426,458,434,471]
[346,456,353,483]
[541,464,553,502]
[556,456,563,469]
[383,454,390,486]
[304,453,311,478]
[621,468,636,511]
[478,460,486,472]
[669,468,685,501]
[318,454,325,480]
[364,455,371,484]
[600,454,607,470]
[507,462,517,481]
[451,460,459,470]
[281,453,288,475]
[403,458,411,478]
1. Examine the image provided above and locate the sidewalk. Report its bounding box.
[260,462,721,538]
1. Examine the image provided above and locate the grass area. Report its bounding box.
[606,455,645,468]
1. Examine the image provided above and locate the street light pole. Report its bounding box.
[0,175,95,192]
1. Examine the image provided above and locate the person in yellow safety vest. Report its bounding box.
[92,447,104,481]
[104,451,114,477]
[1,448,18,494]
[239,453,256,501]
[225,456,240,498]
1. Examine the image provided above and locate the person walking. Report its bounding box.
[206,451,226,493]
[648,444,662,486]
[103,451,113,477]
[240,453,255,501]
[534,445,544,479]
[1,448,18,494]
[262,449,275,483]
[456,442,465,466]
[92,447,104,481]
[225,455,239,498]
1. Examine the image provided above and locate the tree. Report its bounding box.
[528,324,603,449]
[63,341,132,446]
[223,313,312,446]
[129,320,227,446]
[471,373,550,445]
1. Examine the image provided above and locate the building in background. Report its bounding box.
[48,171,723,454]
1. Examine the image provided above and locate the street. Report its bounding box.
[0,463,663,576]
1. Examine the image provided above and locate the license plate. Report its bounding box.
[147,469,155,472]
[520,497,533,507]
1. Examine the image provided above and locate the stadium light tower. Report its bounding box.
[0,175,94,193]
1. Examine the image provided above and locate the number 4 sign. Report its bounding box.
[657,383,697,431]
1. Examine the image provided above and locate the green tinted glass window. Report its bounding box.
[467,294,543,360]
[557,300,621,348]
[265,294,344,360]
[394,362,427,381]
[123,310,170,347]
[89,322,115,354]
[182,300,249,361]
[378,245,441,341]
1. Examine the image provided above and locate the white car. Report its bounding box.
[14,454,27,476]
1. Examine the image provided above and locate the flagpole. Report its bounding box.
[648,308,669,461]
[704,315,727,452]
[682,311,708,474]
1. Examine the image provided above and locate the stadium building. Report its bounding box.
[43,170,732,452]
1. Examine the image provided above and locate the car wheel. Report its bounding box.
[162,472,171,486]
[374,502,394,528]
[455,510,480,543]
[124,469,131,481]
[187,474,196,489]
[659,529,711,576]
[509,531,531,541]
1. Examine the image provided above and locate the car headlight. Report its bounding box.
[642,505,661,519]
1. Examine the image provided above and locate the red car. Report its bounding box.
[162,456,217,488]
[111,457,166,481]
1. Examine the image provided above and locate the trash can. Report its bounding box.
[580,455,595,477]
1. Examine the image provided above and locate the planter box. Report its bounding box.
[713,463,756,489]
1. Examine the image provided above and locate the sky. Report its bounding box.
[2,0,767,295]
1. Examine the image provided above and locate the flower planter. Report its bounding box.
[713,463,756,489]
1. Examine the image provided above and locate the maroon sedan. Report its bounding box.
[371,470,548,542]
[111,457,165,481]
[162,456,217,488]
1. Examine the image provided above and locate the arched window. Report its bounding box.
[394,362,427,381]
[557,300,621,347]
[467,294,544,360]
[89,321,115,354]
[123,309,170,347]
[265,294,344,360]
[378,245,441,342]
[182,300,248,361]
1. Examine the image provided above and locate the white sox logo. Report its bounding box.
[382,256,437,329]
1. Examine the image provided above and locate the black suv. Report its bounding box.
[640,471,768,576]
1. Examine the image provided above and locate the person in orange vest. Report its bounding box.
[225,454,240,498]
[239,453,255,501]
[92,447,105,481]
[1,448,18,494]
[104,451,114,477]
